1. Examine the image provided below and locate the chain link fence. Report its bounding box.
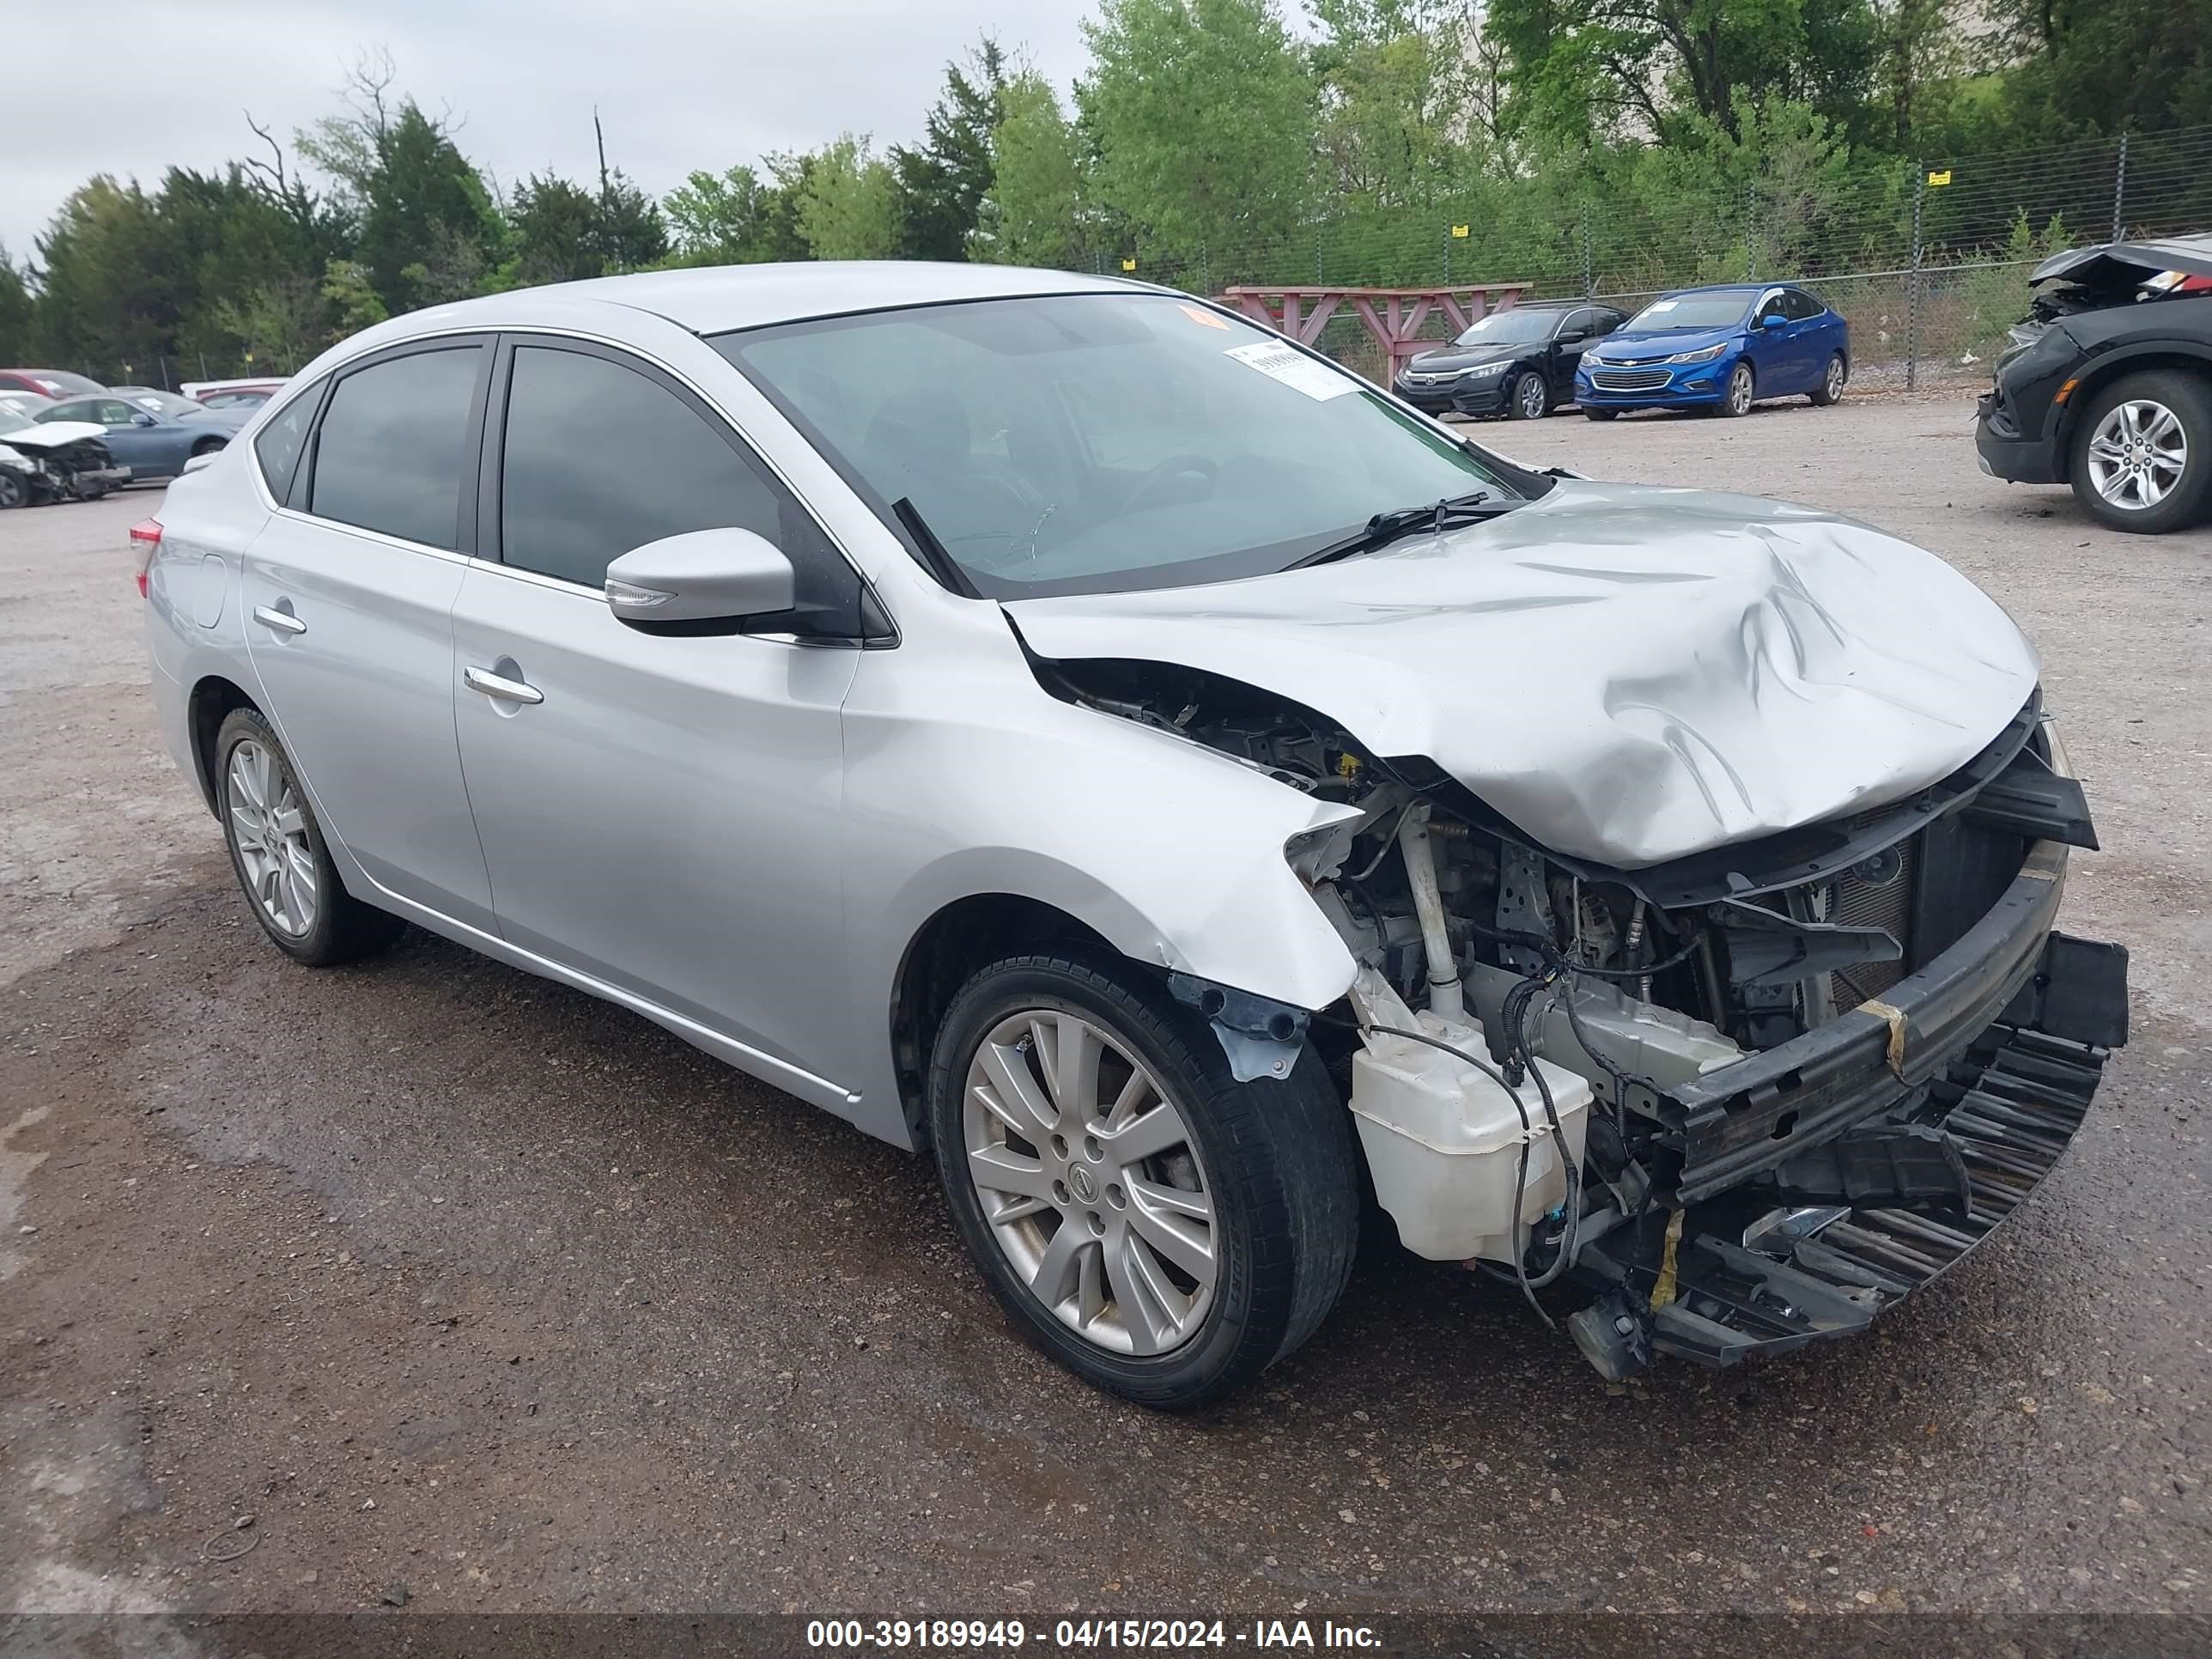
[1088,123,2212,392]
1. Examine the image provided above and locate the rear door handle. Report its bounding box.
[252,603,306,636]
[464,665,544,706]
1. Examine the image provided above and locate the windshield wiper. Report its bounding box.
[1287,489,1521,568]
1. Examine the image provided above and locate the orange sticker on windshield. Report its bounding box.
[1179,303,1231,330]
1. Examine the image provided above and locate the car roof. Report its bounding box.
[379,261,1144,343]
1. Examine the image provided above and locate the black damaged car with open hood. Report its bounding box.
[1975,233,2212,532]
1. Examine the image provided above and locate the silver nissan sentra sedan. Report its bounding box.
[139,263,2127,1407]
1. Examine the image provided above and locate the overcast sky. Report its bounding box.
[9,0,1103,261]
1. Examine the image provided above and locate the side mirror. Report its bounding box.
[1558,328,1588,344]
[1759,313,1786,330]
[131,411,159,426]
[604,527,795,627]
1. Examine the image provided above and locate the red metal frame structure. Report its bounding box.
[1218,284,1532,381]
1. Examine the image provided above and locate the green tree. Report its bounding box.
[1310,0,1481,210]
[298,56,501,312]
[33,176,176,371]
[972,74,1089,266]
[505,173,605,284]
[1079,0,1319,269]
[664,161,814,264]
[794,136,903,259]
[1980,0,2212,138]
[1486,0,1883,143]
[890,37,1011,260]
[0,248,33,364]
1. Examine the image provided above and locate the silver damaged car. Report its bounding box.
[139,264,2130,1407]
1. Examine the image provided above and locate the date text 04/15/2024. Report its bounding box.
[805,1619,1384,1650]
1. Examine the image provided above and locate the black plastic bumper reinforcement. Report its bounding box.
[1570,925,2125,1373]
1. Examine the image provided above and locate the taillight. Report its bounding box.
[129,518,162,598]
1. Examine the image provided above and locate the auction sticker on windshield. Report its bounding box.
[1224,341,1357,400]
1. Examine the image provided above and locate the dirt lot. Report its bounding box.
[1,392,2207,1626]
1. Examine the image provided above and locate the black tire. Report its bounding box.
[927,950,1358,1410]
[1508,370,1551,421]
[0,470,24,509]
[190,436,226,458]
[2067,369,2212,534]
[214,707,404,966]
[1714,359,1755,417]
[1810,351,1846,406]
[1582,407,1619,422]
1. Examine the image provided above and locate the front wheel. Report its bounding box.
[1509,371,1551,421]
[1582,407,1619,422]
[0,469,24,509]
[215,707,405,965]
[1810,352,1846,406]
[1714,360,1755,418]
[2069,370,2212,534]
[927,951,1358,1409]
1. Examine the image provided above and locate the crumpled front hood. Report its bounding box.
[1004,481,2041,869]
[0,420,105,452]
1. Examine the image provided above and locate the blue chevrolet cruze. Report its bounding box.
[1574,283,1850,420]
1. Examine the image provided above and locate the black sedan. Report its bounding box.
[1393,301,1627,420]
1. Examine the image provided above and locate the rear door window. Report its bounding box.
[253,386,319,501]
[307,346,484,550]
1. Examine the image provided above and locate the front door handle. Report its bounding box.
[464,665,544,706]
[252,603,306,636]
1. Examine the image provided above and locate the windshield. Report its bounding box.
[1625,293,1753,331]
[1453,308,1565,347]
[717,293,1516,599]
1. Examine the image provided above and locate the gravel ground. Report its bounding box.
[0,392,2206,1628]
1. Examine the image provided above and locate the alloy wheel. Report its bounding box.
[1518,374,1547,419]
[2086,399,2187,511]
[1728,363,1754,416]
[1824,356,1845,402]
[226,738,319,936]
[962,1008,1218,1356]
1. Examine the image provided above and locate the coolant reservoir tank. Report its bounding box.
[1350,1012,1594,1265]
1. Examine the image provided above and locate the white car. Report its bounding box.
[137,264,2127,1406]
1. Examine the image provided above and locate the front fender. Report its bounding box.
[833,608,1361,1145]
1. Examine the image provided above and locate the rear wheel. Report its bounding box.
[1509,371,1551,421]
[1810,352,1846,406]
[1715,360,1755,418]
[927,951,1358,1409]
[215,708,404,966]
[2069,370,2212,534]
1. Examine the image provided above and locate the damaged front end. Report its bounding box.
[0,429,129,505]
[1042,657,2129,1380]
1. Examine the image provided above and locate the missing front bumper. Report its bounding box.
[1570,928,2124,1372]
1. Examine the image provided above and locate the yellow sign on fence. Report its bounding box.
[1927,169,1953,186]
[1121,258,1137,270]
[1449,224,1470,238]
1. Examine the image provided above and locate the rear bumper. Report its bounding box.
[1570,836,2128,1372]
